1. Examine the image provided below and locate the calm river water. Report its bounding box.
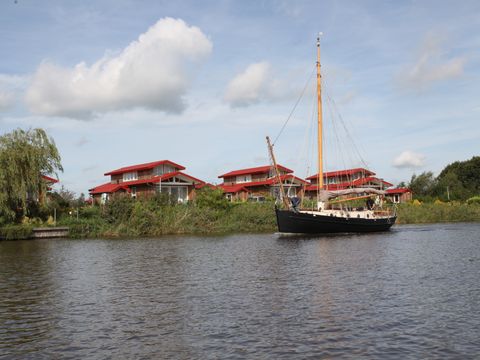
[1,223,480,359]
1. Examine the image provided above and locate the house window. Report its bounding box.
[123,172,138,182]
[393,194,400,203]
[154,165,175,176]
[158,186,188,203]
[131,187,137,199]
[101,193,109,204]
[236,175,252,183]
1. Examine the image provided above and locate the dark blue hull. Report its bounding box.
[275,209,396,234]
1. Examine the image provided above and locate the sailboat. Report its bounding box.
[268,36,396,234]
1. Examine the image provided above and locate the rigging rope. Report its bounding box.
[272,65,316,145]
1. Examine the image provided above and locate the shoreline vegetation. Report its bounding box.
[1,190,480,240]
[1,128,480,240]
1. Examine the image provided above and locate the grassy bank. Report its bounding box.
[56,200,480,238]
[57,201,276,238]
[0,224,33,240]
[395,202,480,224]
[2,193,480,239]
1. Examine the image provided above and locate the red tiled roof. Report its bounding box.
[161,171,205,184]
[219,174,306,193]
[218,184,250,193]
[42,175,59,183]
[104,160,185,176]
[306,176,392,191]
[218,165,293,178]
[386,188,411,194]
[89,182,129,195]
[306,168,375,181]
[89,172,204,194]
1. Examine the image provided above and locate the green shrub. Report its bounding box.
[195,187,231,210]
[103,196,135,224]
[79,206,102,219]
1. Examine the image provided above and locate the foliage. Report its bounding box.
[409,156,480,202]
[102,196,136,224]
[195,187,231,210]
[438,156,480,194]
[466,196,480,205]
[58,216,109,238]
[396,202,480,224]
[408,172,436,200]
[0,224,33,240]
[0,128,63,222]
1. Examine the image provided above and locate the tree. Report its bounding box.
[408,172,436,199]
[0,128,63,223]
[432,172,470,201]
[438,156,480,198]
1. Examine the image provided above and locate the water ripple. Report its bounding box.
[1,223,480,359]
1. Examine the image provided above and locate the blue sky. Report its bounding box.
[0,0,479,194]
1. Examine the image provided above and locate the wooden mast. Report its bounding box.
[266,136,290,209]
[316,34,324,192]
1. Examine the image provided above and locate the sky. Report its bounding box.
[0,0,479,195]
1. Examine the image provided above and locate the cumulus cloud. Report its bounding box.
[224,62,287,107]
[25,17,212,119]
[399,33,466,90]
[0,74,28,111]
[393,150,426,169]
[0,91,14,111]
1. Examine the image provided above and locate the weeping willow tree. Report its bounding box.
[0,128,63,223]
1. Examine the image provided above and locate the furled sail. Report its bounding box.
[318,188,385,202]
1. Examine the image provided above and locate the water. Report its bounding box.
[1,223,479,359]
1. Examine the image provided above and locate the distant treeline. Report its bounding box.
[405,156,480,202]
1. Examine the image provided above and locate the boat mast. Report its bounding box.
[266,136,290,209]
[316,34,324,192]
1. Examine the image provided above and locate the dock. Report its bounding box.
[32,227,69,239]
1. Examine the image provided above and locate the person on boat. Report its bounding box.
[290,196,301,213]
[366,198,374,210]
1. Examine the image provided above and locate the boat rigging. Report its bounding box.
[268,35,397,234]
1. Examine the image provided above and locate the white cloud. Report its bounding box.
[0,74,29,111]
[399,33,466,90]
[25,17,212,119]
[224,62,287,107]
[393,150,426,169]
[0,91,14,111]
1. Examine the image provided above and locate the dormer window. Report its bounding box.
[154,164,175,176]
[123,171,138,182]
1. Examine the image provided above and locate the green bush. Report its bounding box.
[195,187,231,210]
[103,196,135,224]
[79,206,102,219]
